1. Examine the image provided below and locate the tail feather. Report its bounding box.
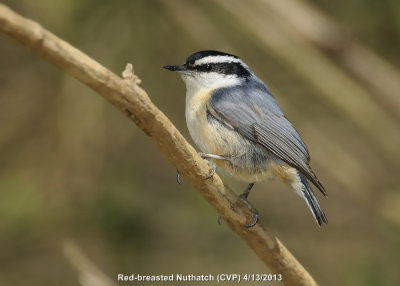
[296,172,328,226]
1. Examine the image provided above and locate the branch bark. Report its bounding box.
[0,4,318,286]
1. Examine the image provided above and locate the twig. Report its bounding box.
[62,239,117,286]
[0,4,318,286]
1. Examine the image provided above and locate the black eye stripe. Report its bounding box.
[187,62,251,78]
[191,64,214,72]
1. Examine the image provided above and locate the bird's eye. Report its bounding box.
[205,64,212,71]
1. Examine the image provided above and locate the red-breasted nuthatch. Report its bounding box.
[164,50,327,227]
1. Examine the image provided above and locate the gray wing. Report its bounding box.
[209,81,326,196]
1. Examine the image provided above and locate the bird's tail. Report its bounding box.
[293,171,328,226]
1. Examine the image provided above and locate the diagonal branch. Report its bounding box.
[0,4,318,286]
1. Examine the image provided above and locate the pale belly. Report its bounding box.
[185,89,295,183]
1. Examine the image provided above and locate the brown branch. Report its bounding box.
[0,4,318,286]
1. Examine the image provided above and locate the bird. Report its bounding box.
[163,50,327,227]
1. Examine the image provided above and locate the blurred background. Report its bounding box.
[1,0,400,285]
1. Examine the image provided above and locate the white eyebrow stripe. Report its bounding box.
[194,55,245,66]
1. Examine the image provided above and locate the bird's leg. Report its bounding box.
[198,152,230,161]
[175,153,230,184]
[239,183,259,228]
[198,152,230,180]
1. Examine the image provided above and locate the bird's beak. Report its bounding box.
[163,65,191,75]
[163,65,185,71]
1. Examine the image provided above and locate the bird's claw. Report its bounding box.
[175,152,218,184]
[205,161,216,180]
[176,170,182,185]
[238,183,258,227]
[239,193,259,228]
[197,152,218,180]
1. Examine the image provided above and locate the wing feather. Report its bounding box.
[209,81,326,195]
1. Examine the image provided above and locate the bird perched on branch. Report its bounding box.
[164,50,327,227]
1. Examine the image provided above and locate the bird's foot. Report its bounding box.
[205,160,216,180]
[239,183,259,228]
[198,152,229,180]
[216,183,258,228]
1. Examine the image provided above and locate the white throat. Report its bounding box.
[181,72,241,102]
